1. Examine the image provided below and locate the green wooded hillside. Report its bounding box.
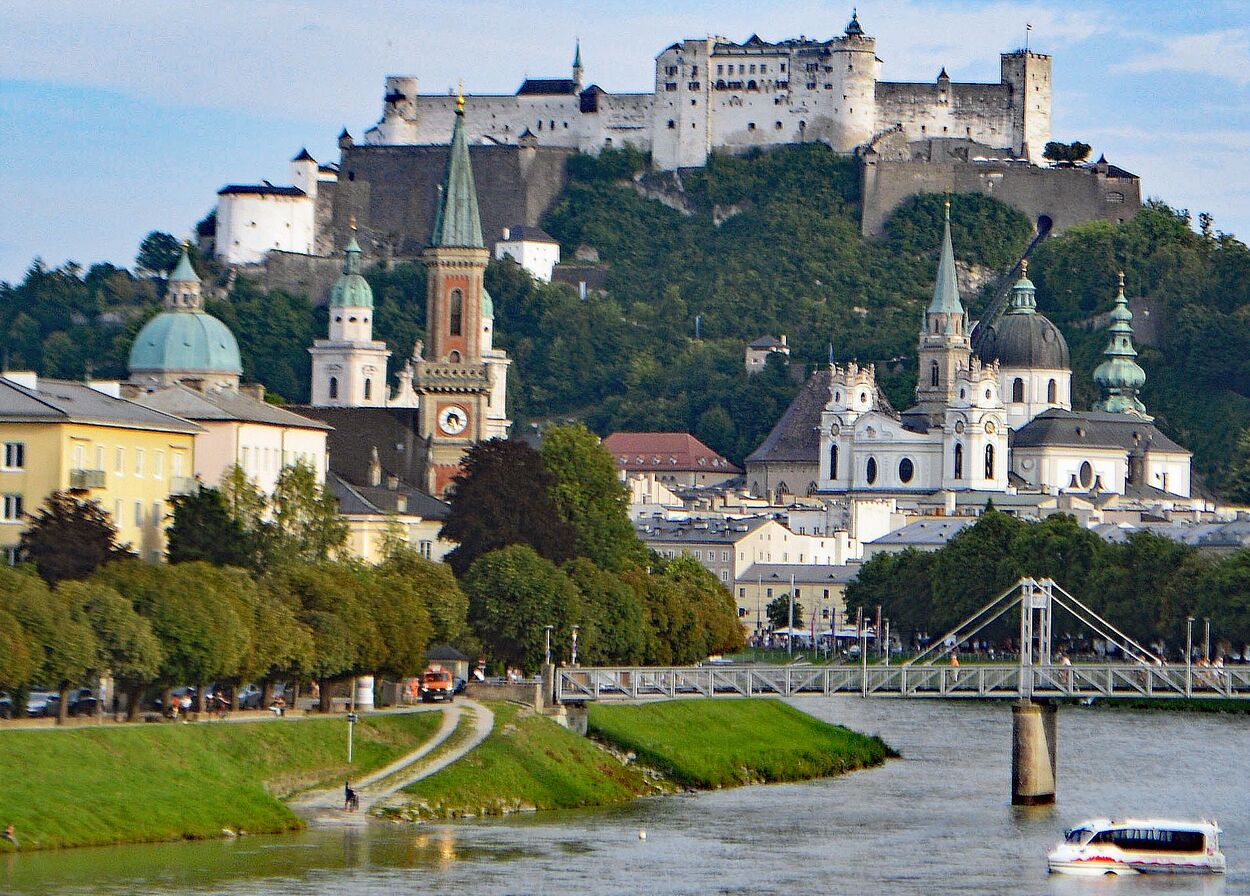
[4,145,1250,493]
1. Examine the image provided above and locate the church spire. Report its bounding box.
[573,39,584,88]
[165,243,204,311]
[431,90,484,249]
[1093,271,1147,415]
[929,199,963,316]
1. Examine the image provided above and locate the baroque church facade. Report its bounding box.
[748,207,1193,505]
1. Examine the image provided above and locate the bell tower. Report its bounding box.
[914,200,971,423]
[414,94,499,496]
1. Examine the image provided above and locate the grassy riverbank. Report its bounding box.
[588,699,895,787]
[398,699,892,819]
[0,712,440,851]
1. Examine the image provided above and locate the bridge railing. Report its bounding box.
[555,664,1250,702]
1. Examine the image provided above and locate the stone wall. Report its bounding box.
[861,157,1141,237]
[330,143,575,258]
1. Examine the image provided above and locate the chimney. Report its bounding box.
[780,334,787,346]
[386,474,399,490]
[369,447,382,487]
[239,383,266,401]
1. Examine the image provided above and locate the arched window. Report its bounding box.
[449,350,462,363]
[829,444,838,480]
[328,376,338,400]
[1012,377,1024,403]
[449,289,464,336]
[985,444,995,479]
[1047,379,1057,403]
[363,378,372,401]
[777,481,789,496]
[954,443,964,479]
[930,360,939,387]
[866,457,878,485]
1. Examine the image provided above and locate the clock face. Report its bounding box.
[438,405,468,436]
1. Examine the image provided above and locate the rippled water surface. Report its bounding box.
[2,698,1245,895]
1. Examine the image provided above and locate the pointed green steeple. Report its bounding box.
[431,94,485,249]
[169,244,200,284]
[928,199,963,315]
[330,221,374,308]
[1093,271,1147,414]
[1006,258,1037,315]
[573,39,582,72]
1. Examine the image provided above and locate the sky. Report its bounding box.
[1,0,1248,282]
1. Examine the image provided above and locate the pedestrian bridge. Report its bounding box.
[555,662,1250,702]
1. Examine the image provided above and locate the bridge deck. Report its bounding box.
[555,664,1250,702]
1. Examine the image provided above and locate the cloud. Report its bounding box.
[1113,28,1250,86]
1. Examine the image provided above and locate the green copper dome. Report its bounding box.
[329,235,374,308]
[129,311,242,375]
[481,286,494,319]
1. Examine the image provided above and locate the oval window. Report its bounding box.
[1079,461,1094,488]
[899,458,914,483]
[866,457,878,485]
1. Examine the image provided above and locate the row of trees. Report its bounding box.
[846,511,1250,651]
[1,424,743,714]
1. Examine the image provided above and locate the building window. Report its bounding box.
[115,447,125,476]
[329,376,338,399]
[931,360,939,387]
[134,501,143,526]
[829,443,839,479]
[172,453,184,478]
[154,450,164,480]
[866,456,878,485]
[985,444,995,479]
[152,501,162,526]
[720,570,729,582]
[954,443,964,479]
[419,540,432,559]
[899,457,915,484]
[2,442,24,469]
[364,378,372,401]
[449,289,464,336]
[1079,460,1094,489]
[134,449,145,478]
[1012,377,1024,402]
[1047,379,1057,403]
[2,494,22,521]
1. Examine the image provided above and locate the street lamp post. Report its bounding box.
[571,625,580,667]
[1186,616,1194,698]
[544,625,554,666]
[1204,617,1211,662]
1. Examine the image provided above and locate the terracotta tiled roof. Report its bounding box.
[603,432,742,474]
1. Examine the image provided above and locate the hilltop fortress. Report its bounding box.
[214,12,1139,284]
[369,12,1050,169]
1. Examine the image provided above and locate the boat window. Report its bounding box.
[1064,827,1091,844]
[1101,828,1206,853]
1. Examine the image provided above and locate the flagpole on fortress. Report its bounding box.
[1025,22,1032,52]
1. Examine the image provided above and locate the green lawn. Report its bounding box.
[588,699,894,788]
[400,703,656,817]
[0,712,440,851]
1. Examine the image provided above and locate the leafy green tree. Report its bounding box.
[463,545,581,673]
[564,557,647,665]
[364,566,434,679]
[0,568,42,694]
[60,580,162,720]
[539,423,646,570]
[766,594,804,630]
[166,487,255,566]
[0,603,35,695]
[928,511,1025,634]
[377,542,472,648]
[136,231,182,276]
[270,460,348,563]
[844,548,935,643]
[442,440,576,577]
[1043,141,1093,165]
[19,492,132,584]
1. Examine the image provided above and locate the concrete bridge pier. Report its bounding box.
[1011,699,1057,806]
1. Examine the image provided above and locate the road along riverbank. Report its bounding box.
[389,698,894,820]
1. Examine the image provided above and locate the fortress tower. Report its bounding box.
[1001,50,1052,162]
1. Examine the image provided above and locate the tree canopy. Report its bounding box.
[19,492,132,584]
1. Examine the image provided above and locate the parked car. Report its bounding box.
[0,694,13,719]
[419,667,455,703]
[453,676,467,695]
[26,690,55,717]
[239,683,285,710]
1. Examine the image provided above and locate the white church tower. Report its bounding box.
[308,229,391,406]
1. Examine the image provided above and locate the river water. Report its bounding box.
[3,698,1245,896]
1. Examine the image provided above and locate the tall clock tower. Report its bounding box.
[414,95,504,496]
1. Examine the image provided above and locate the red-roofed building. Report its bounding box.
[603,432,742,487]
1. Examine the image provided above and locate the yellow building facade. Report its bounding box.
[0,375,199,563]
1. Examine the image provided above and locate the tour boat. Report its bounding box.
[1048,818,1225,875]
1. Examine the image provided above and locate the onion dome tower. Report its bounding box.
[1093,272,1148,415]
[977,259,1072,426]
[129,245,242,391]
[308,223,391,407]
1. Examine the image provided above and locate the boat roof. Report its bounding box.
[1070,817,1220,834]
